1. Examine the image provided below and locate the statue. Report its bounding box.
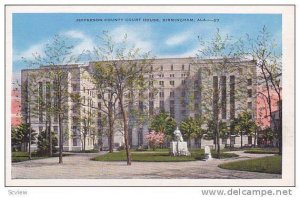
[170,127,190,156]
[173,127,183,142]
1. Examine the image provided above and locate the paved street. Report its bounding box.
[11,151,281,179]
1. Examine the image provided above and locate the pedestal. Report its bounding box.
[170,141,190,156]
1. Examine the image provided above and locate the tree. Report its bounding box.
[192,116,206,149]
[11,123,37,152]
[90,62,120,153]
[145,131,165,150]
[244,26,282,154]
[22,35,79,163]
[150,112,177,139]
[180,117,198,148]
[235,111,257,148]
[88,31,154,165]
[196,29,249,158]
[37,130,58,156]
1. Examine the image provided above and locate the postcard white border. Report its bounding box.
[5,5,295,187]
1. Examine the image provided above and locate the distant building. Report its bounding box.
[21,57,257,151]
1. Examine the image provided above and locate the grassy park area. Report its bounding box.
[218,155,282,174]
[91,149,239,162]
[12,151,70,163]
[243,148,279,154]
[12,151,49,162]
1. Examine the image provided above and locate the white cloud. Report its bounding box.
[63,30,94,55]
[111,25,153,53]
[159,47,200,59]
[165,31,192,46]
[14,42,46,61]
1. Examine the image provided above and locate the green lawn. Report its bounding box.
[12,151,70,163]
[243,148,279,154]
[12,152,48,162]
[92,149,238,162]
[218,155,282,174]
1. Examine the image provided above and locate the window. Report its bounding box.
[39,126,43,133]
[53,126,58,134]
[149,101,154,115]
[72,105,78,113]
[150,66,153,71]
[194,103,199,110]
[248,136,252,144]
[171,64,174,71]
[159,81,164,86]
[159,91,164,98]
[181,80,186,85]
[170,74,175,77]
[159,100,165,112]
[139,101,144,112]
[170,100,175,106]
[138,128,143,146]
[247,78,252,86]
[72,84,77,91]
[181,91,186,97]
[182,64,185,70]
[170,81,175,86]
[149,81,153,86]
[247,89,252,98]
[73,138,77,146]
[170,91,175,98]
[170,106,175,118]
[160,65,163,71]
[159,74,164,78]
[222,138,227,144]
[247,102,252,109]
[72,126,78,135]
[230,136,236,145]
[149,92,154,99]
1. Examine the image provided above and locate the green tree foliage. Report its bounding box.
[11,123,37,152]
[149,112,176,138]
[235,111,257,148]
[180,117,197,148]
[37,131,58,156]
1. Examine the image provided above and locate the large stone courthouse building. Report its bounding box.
[21,57,257,151]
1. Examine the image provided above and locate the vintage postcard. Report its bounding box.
[5,5,295,186]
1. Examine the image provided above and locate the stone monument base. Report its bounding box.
[170,141,191,156]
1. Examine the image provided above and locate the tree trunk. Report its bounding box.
[254,129,257,148]
[216,121,220,158]
[278,101,282,155]
[199,137,202,149]
[58,114,63,164]
[240,131,243,149]
[49,119,52,157]
[108,111,114,153]
[28,105,32,160]
[119,94,131,165]
[83,134,86,151]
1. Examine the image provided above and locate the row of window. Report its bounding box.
[152,64,190,71]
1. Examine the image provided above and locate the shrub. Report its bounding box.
[37,131,58,156]
[145,131,165,150]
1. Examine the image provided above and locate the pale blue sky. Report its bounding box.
[13,13,282,73]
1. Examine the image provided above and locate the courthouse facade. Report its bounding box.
[21,57,257,151]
